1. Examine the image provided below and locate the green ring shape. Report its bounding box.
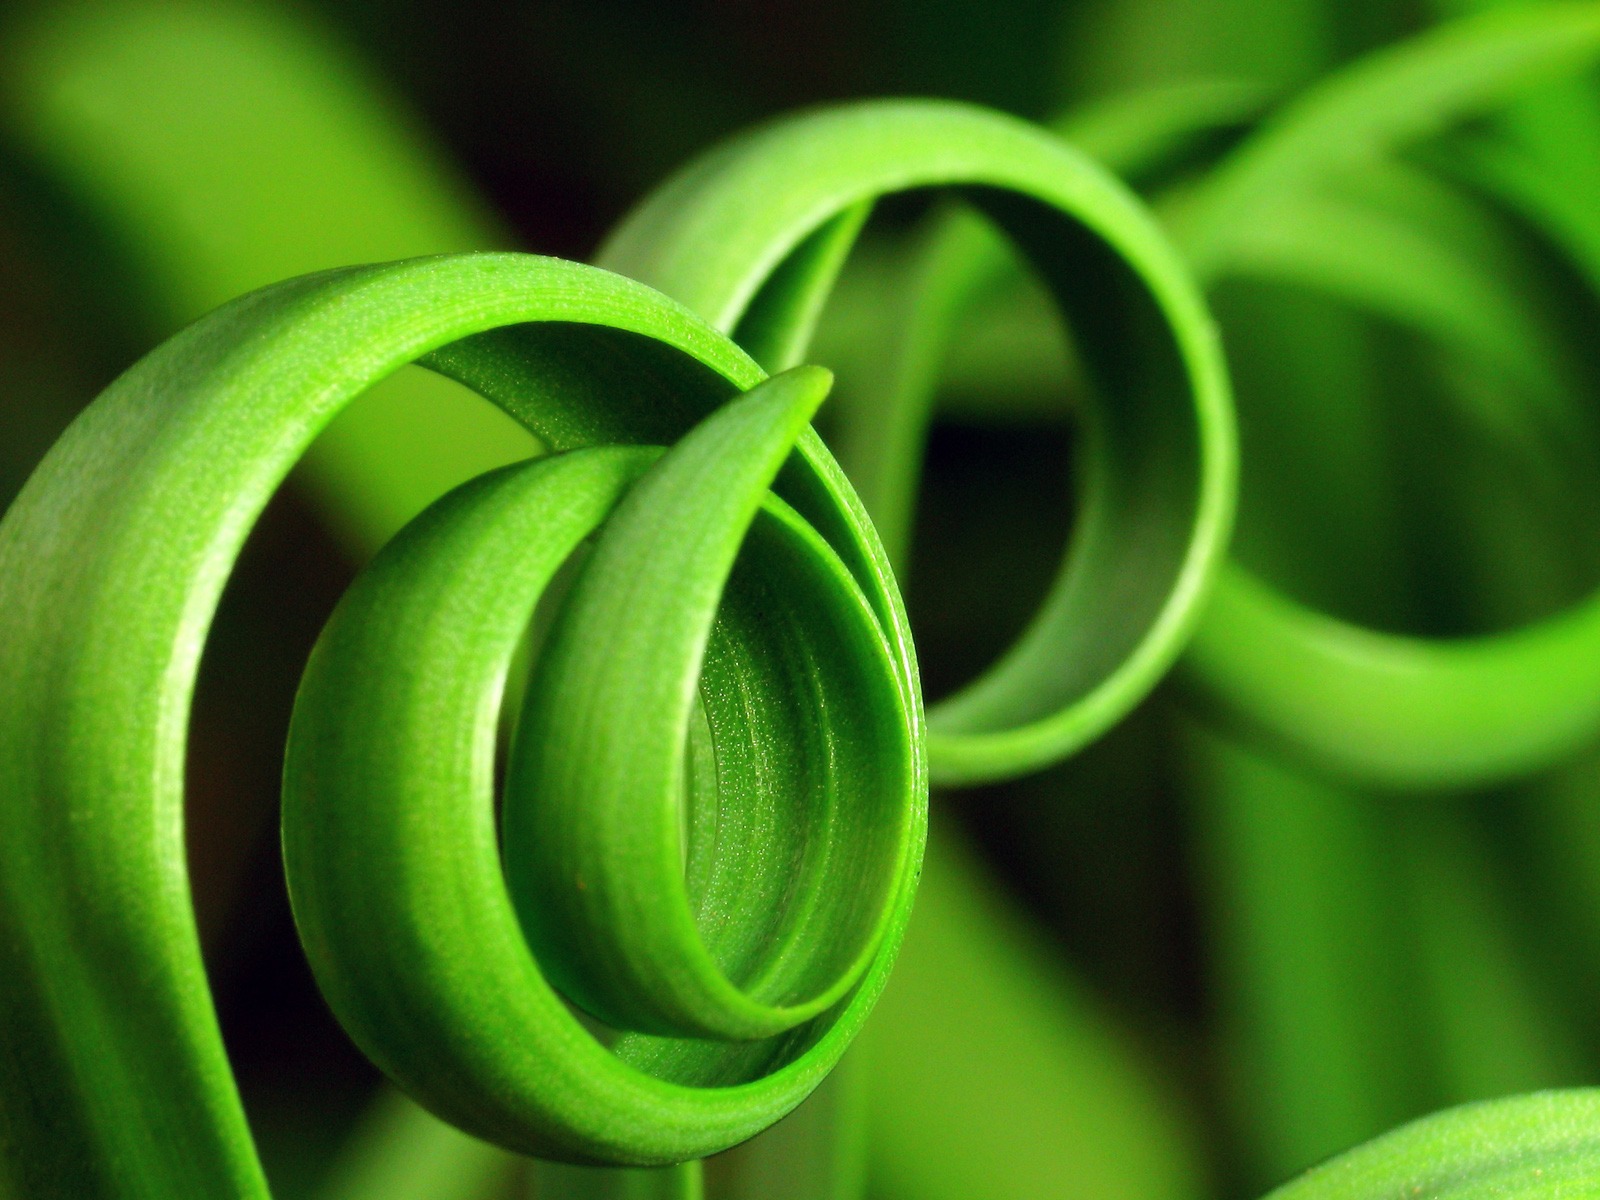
[1182,199,1600,788]
[285,365,921,1146]
[600,99,1237,786]
[1175,4,1600,790]
[0,253,925,1193]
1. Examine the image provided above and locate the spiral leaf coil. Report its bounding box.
[0,253,927,1194]
[1177,2,1600,789]
[6,26,1600,1191]
[601,99,1237,785]
[0,84,1246,1195]
[285,363,920,1163]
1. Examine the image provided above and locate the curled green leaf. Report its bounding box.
[0,252,925,1195]
[286,366,921,1161]
[603,98,1236,785]
[1179,1,1600,787]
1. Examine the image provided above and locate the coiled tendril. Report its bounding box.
[285,359,921,1165]
[788,11,1600,1197]
[10,6,1600,1189]
[0,100,1232,1197]
[0,255,929,1195]
[599,99,1235,785]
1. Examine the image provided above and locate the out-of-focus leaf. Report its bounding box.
[0,0,532,549]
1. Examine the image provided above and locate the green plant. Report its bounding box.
[8,2,1600,1198]
[0,96,1228,1196]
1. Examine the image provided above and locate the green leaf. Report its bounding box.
[1265,1090,1600,1198]
[602,98,1236,784]
[0,253,923,1194]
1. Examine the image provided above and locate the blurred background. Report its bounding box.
[5,0,1600,1198]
